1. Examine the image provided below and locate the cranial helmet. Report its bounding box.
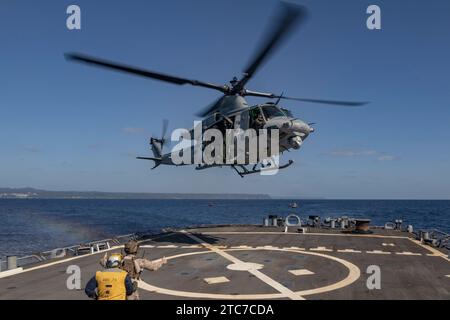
[106,253,123,268]
[124,240,139,254]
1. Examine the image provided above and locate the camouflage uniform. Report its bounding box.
[121,254,166,300]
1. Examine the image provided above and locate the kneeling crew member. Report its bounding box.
[85,253,135,300]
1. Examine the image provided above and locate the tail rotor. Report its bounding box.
[137,119,169,169]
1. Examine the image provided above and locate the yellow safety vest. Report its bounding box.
[95,269,128,300]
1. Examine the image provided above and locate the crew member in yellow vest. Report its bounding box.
[85,253,135,300]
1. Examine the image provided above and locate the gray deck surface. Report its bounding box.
[0,226,449,300]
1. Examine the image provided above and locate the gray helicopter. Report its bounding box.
[66,3,367,177]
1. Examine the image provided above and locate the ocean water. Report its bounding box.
[0,199,449,257]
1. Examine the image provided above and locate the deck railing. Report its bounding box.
[0,233,136,271]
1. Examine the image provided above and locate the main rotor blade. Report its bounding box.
[196,96,226,118]
[65,53,228,93]
[281,96,368,106]
[244,90,368,107]
[234,2,308,92]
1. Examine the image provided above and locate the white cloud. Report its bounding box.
[377,155,396,161]
[328,149,397,162]
[329,150,377,157]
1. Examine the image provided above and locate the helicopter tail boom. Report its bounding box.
[136,156,162,169]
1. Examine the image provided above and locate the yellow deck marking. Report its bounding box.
[408,238,450,263]
[289,269,315,276]
[227,262,263,271]
[263,245,279,249]
[396,251,422,256]
[139,247,361,300]
[287,246,305,250]
[426,253,441,257]
[212,245,228,249]
[337,249,362,253]
[310,247,333,252]
[204,276,230,284]
[367,250,391,255]
[0,268,24,279]
[180,230,306,300]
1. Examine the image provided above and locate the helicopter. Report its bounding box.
[65,2,368,177]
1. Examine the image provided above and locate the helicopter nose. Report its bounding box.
[290,120,312,136]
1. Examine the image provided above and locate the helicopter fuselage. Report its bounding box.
[154,100,314,168]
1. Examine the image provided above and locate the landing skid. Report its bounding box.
[143,159,295,177]
[232,160,294,178]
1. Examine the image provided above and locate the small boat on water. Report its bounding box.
[289,202,298,208]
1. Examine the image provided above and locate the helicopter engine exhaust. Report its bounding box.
[290,136,303,150]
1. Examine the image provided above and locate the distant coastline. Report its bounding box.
[0,187,271,200]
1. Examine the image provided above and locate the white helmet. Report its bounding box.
[106,253,123,268]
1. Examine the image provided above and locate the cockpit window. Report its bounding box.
[261,105,285,120]
[281,108,294,118]
[249,107,265,130]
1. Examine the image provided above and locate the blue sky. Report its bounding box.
[1,0,449,199]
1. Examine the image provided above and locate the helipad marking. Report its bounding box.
[204,276,230,285]
[212,245,228,249]
[408,238,450,263]
[396,251,421,256]
[289,269,314,276]
[382,243,395,247]
[230,245,252,249]
[180,231,305,300]
[367,250,391,255]
[337,249,362,253]
[310,247,332,252]
[0,268,24,279]
[286,246,305,250]
[426,253,440,257]
[227,262,263,271]
[139,248,361,300]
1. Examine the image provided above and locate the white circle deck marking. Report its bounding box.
[227,262,263,271]
[139,248,361,300]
